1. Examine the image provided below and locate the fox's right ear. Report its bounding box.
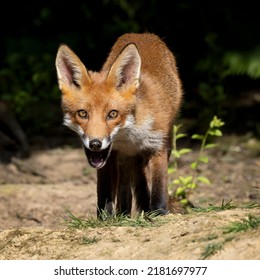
[55,44,91,91]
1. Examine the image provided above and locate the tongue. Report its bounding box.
[89,152,104,168]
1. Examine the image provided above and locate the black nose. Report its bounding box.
[89,139,102,151]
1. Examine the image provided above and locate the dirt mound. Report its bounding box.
[1,209,260,260]
[0,135,259,259]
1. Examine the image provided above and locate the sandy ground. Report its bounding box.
[0,134,260,259]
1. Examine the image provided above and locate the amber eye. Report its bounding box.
[77,110,88,119]
[107,110,118,119]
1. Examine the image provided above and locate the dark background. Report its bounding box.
[0,0,260,143]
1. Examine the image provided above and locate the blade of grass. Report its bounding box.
[223,214,260,233]
[61,205,166,229]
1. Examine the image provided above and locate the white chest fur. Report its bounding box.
[112,115,164,155]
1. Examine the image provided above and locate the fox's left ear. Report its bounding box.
[107,43,141,90]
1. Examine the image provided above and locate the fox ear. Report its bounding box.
[55,44,91,91]
[107,43,141,90]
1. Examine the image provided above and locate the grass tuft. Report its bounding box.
[199,214,260,259]
[240,203,260,209]
[61,205,165,229]
[200,242,223,260]
[81,236,98,245]
[191,199,236,213]
[223,214,260,233]
[200,236,234,260]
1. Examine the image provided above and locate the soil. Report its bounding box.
[0,133,260,260]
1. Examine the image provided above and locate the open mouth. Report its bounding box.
[84,144,112,169]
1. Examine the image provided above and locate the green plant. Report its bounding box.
[61,205,165,229]
[223,214,260,234]
[81,236,98,245]
[200,242,223,260]
[200,236,234,260]
[200,214,260,259]
[168,116,225,205]
[191,200,236,213]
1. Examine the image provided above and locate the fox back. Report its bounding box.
[56,33,183,216]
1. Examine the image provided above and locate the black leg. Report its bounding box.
[96,151,118,217]
[145,149,169,215]
[116,155,133,215]
[133,157,150,213]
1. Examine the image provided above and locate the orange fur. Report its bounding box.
[55,33,183,216]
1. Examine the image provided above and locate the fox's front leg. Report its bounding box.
[146,149,169,215]
[95,151,118,217]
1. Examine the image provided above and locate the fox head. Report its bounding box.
[55,43,141,168]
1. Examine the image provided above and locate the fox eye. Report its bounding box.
[77,110,88,119]
[107,110,118,119]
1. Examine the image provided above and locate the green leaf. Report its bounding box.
[192,134,204,140]
[210,116,217,128]
[204,143,218,149]
[179,176,193,185]
[175,186,185,196]
[176,133,187,140]
[190,162,198,170]
[173,124,182,134]
[199,156,209,163]
[180,198,188,205]
[209,129,222,136]
[173,179,180,184]
[189,182,197,189]
[172,150,180,158]
[210,116,225,128]
[168,167,175,174]
[179,148,192,155]
[197,176,211,185]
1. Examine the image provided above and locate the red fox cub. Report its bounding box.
[55,33,183,217]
